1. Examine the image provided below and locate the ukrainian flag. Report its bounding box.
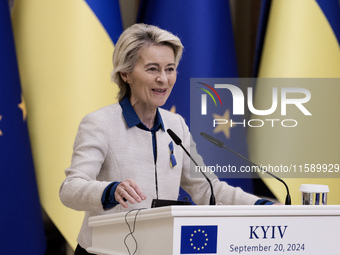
[12,0,122,249]
[0,1,45,253]
[248,0,340,204]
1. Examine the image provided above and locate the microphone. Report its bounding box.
[200,132,291,205]
[167,129,216,206]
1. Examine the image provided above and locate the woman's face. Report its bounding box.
[123,44,177,109]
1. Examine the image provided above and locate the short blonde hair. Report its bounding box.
[111,23,184,102]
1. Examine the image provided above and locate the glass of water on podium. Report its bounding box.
[299,184,329,205]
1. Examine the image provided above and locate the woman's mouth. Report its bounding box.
[152,88,167,94]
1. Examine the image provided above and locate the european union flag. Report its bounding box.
[190,78,255,181]
[138,0,254,201]
[138,0,238,123]
[0,1,45,253]
[180,225,218,254]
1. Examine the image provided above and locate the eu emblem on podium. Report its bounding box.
[180,225,218,254]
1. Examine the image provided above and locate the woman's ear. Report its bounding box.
[120,72,128,83]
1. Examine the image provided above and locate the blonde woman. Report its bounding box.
[60,24,268,254]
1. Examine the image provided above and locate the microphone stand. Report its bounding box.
[167,129,216,205]
[200,132,291,205]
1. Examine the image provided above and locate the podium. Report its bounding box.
[87,205,340,255]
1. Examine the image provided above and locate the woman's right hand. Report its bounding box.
[114,179,147,208]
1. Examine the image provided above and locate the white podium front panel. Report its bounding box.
[88,205,340,255]
[173,215,339,254]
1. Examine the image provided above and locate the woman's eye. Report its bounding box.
[147,67,158,72]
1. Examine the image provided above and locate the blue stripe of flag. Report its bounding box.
[84,0,123,44]
[315,0,340,45]
[253,0,272,77]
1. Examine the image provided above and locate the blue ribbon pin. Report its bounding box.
[169,141,177,168]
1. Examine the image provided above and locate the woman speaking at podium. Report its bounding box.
[59,23,272,255]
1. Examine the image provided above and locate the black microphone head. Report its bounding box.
[167,129,182,145]
[200,132,224,148]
